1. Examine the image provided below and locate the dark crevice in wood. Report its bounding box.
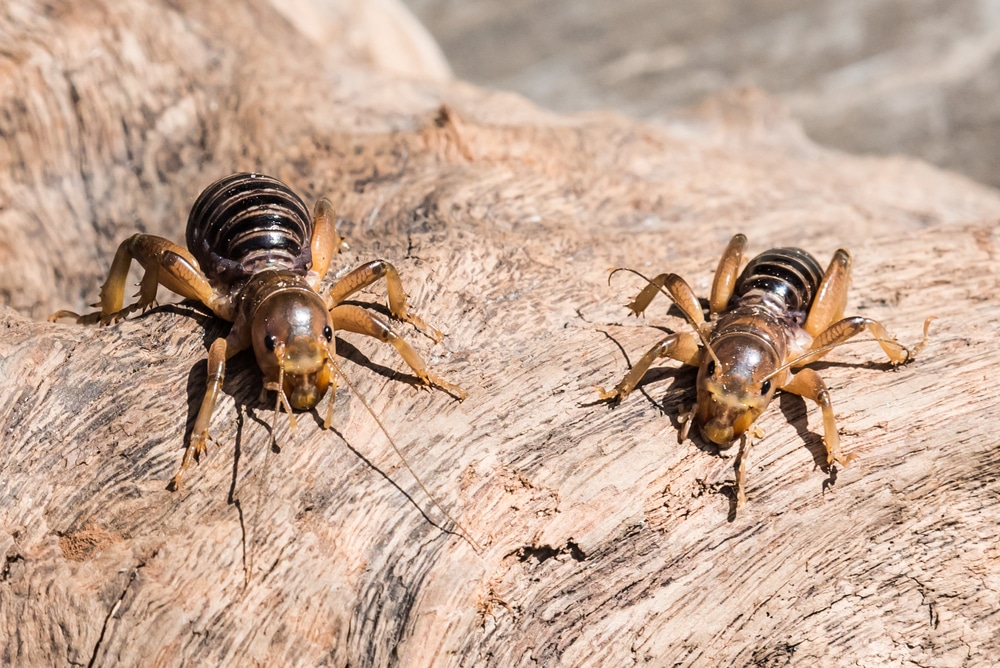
[87,562,144,668]
[516,539,586,564]
[1,553,23,582]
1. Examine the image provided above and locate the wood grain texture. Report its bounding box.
[2,1,1000,666]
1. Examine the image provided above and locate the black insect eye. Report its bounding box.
[264,334,277,352]
[706,360,716,376]
[323,325,333,342]
[761,380,772,395]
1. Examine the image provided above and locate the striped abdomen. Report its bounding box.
[186,173,313,284]
[732,247,824,315]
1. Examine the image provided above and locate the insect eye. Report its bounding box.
[706,360,716,376]
[323,325,333,342]
[264,334,277,352]
[761,380,771,395]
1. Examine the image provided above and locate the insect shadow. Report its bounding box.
[171,297,434,490]
[169,317,464,583]
[590,328,713,453]
[596,323,852,516]
[596,234,928,512]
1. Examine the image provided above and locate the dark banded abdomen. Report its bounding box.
[732,247,824,314]
[186,173,313,284]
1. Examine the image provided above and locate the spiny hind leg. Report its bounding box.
[795,316,910,369]
[781,368,855,468]
[803,249,851,337]
[330,304,466,400]
[617,272,706,329]
[306,197,348,288]
[326,260,444,342]
[620,273,669,318]
[50,234,229,324]
[171,331,246,489]
[598,331,701,402]
[709,234,747,316]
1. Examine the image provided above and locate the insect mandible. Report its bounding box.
[599,233,929,507]
[52,173,466,489]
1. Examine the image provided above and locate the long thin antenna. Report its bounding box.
[324,347,482,554]
[245,345,296,587]
[272,344,298,432]
[245,421,277,589]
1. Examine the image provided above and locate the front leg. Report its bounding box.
[733,431,753,508]
[781,368,855,468]
[598,331,702,402]
[50,233,232,324]
[326,260,443,343]
[330,304,465,400]
[170,328,248,489]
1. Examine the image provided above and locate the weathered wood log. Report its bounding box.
[2,1,1000,666]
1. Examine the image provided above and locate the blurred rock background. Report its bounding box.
[403,0,1000,189]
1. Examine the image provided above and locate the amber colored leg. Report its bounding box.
[803,249,851,337]
[781,368,855,468]
[709,234,747,317]
[622,273,669,317]
[598,332,702,402]
[49,233,230,324]
[170,331,247,489]
[330,304,466,400]
[307,197,347,289]
[621,272,706,327]
[326,260,443,343]
[794,316,910,369]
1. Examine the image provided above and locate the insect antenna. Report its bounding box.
[324,355,337,430]
[609,267,722,369]
[243,343,298,587]
[245,426,277,589]
[323,346,482,554]
[271,343,298,432]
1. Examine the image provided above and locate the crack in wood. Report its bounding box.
[87,562,144,668]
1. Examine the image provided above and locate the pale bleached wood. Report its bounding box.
[2,2,1000,667]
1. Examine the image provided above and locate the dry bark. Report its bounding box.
[2,1,1000,666]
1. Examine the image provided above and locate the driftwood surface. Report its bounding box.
[3,1,1000,666]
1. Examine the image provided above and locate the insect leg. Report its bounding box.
[734,431,753,508]
[171,329,247,489]
[306,198,347,289]
[618,272,706,327]
[598,332,701,402]
[49,234,231,324]
[329,303,466,400]
[50,237,137,324]
[709,233,747,316]
[797,316,910,368]
[326,260,444,343]
[781,368,856,468]
[620,273,669,317]
[803,249,851,337]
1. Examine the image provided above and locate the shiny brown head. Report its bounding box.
[250,289,334,410]
[695,334,780,448]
